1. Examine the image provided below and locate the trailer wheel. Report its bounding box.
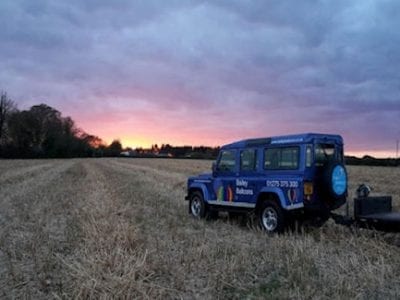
[259,201,285,233]
[189,191,207,218]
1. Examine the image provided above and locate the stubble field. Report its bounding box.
[0,158,400,299]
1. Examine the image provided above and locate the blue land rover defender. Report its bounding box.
[185,133,347,233]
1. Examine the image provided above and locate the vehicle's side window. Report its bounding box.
[218,150,236,172]
[240,149,257,171]
[264,147,299,170]
[306,145,312,167]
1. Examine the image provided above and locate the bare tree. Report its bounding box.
[0,92,16,144]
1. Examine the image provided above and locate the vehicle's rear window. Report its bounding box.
[315,144,341,165]
[264,147,299,170]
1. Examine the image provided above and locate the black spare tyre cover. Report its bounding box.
[322,162,347,204]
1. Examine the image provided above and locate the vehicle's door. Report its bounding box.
[237,148,259,203]
[263,146,303,208]
[212,149,238,203]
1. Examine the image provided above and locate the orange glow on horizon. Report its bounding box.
[114,136,397,159]
[117,138,221,149]
[104,136,219,150]
[99,130,223,150]
[121,138,153,149]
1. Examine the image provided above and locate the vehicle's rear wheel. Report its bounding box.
[259,201,285,233]
[189,191,207,218]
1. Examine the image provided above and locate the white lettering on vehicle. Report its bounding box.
[236,188,253,195]
[271,138,304,144]
[266,180,299,188]
[236,179,248,188]
[235,179,253,195]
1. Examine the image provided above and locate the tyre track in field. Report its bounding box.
[96,159,190,222]
[93,159,193,225]
[0,160,49,174]
[0,162,54,189]
[0,160,75,223]
[0,160,88,299]
[77,159,217,298]
[81,159,191,298]
[91,160,247,298]
[59,159,159,299]
[123,158,210,176]
[89,159,187,219]
[104,159,188,198]
[108,158,187,179]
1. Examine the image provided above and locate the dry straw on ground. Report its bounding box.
[0,158,399,299]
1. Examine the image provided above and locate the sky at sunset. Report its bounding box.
[1,1,399,157]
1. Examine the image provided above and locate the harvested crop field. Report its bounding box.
[1,158,400,299]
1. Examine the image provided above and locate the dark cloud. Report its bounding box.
[0,0,399,154]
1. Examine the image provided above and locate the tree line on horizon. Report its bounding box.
[0,92,119,158]
[0,91,220,159]
[345,155,399,167]
[130,144,220,159]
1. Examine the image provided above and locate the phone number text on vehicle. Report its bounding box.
[266,180,299,188]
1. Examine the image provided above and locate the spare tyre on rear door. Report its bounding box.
[322,161,347,209]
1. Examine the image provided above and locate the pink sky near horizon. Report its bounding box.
[72,104,398,158]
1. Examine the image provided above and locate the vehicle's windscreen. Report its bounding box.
[315,143,342,165]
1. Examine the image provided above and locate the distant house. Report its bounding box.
[157,151,173,158]
[120,150,138,157]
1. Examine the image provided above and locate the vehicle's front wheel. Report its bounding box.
[259,201,285,233]
[189,191,207,218]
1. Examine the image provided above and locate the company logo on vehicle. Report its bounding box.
[217,185,234,202]
[332,165,347,196]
